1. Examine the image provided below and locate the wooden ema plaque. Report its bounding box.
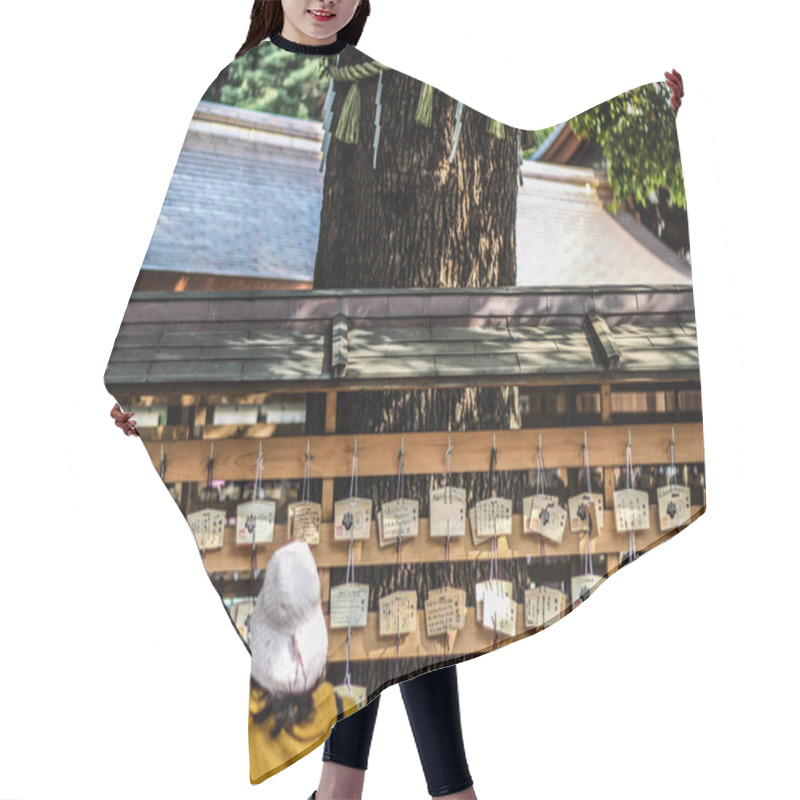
[467,497,514,546]
[475,579,515,636]
[377,497,420,548]
[568,493,604,536]
[187,508,226,551]
[236,500,276,545]
[424,586,466,638]
[378,591,418,636]
[429,486,467,538]
[613,489,650,532]
[330,583,370,629]
[334,497,372,541]
[571,573,604,604]
[475,497,513,537]
[524,586,567,628]
[287,500,321,545]
[232,600,254,643]
[523,493,568,543]
[657,485,692,531]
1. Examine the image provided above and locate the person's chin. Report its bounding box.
[298,22,338,43]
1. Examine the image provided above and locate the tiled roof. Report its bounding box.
[104,286,698,395]
[516,163,692,285]
[140,102,692,287]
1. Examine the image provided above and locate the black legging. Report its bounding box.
[323,664,474,797]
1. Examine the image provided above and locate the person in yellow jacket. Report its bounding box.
[248,540,357,784]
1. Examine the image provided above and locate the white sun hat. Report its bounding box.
[249,540,329,697]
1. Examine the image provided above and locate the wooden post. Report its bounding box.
[193,400,207,439]
[600,383,612,424]
[322,391,337,522]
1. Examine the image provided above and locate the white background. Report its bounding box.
[1,1,796,798]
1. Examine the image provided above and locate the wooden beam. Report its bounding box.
[106,368,701,398]
[140,422,704,482]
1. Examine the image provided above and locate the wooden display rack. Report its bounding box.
[105,285,705,662]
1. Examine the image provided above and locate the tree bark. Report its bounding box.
[305,49,528,682]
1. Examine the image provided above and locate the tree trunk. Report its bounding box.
[305,49,527,682]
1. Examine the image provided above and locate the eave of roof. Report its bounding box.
[104,286,699,395]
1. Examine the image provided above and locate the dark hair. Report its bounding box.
[236,0,371,59]
[250,674,324,738]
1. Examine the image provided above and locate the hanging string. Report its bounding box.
[342,435,359,694]
[160,443,167,482]
[394,436,406,567]
[344,435,358,589]
[342,607,353,696]
[392,436,406,679]
[488,434,498,582]
[443,423,453,577]
[625,429,638,563]
[442,424,454,660]
[535,433,549,588]
[668,425,685,536]
[393,599,401,682]
[488,433,500,650]
[302,438,313,503]
[201,442,215,565]
[669,425,677,488]
[249,440,264,602]
[582,431,594,576]
[206,442,215,496]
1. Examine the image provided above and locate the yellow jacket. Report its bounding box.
[249,681,351,784]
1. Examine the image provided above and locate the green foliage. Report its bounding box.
[569,83,686,213]
[520,125,558,158]
[202,48,334,121]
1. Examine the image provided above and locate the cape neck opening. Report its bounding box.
[270,29,349,55]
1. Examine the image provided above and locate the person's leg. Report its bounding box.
[316,693,382,800]
[400,664,476,799]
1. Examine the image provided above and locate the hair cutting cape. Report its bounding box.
[104,36,705,785]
